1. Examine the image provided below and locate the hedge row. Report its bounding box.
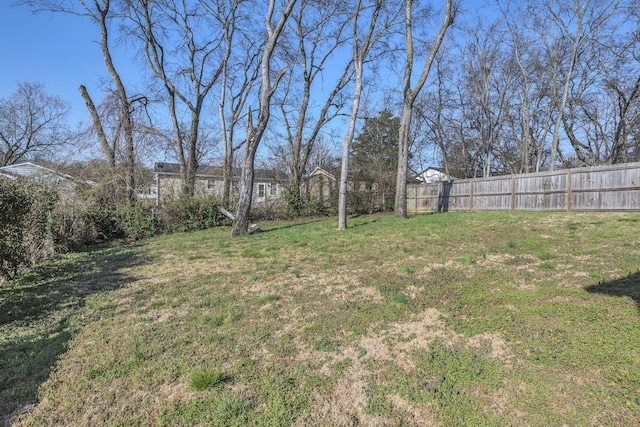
[0,179,228,281]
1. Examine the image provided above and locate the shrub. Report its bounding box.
[81,205,123,242]
[0,179,58,280]
[119,203,156,240]
[284,182,304,216]
[157,197,226,233]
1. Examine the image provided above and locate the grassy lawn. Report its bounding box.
[2,211,640,426]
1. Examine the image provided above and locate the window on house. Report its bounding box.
[258,184,265,198]
[270,183,277,196]
[207,178,216,189]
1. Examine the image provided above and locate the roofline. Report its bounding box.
[0,162,95,186]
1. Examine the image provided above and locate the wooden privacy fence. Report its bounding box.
[407,162,640,213]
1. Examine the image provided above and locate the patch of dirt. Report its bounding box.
[297,307,517,423]
[516,278,536,291]
[298,346,391,427]
[482,379,527,421]
[388,394,441,426]
[466,332,514,366]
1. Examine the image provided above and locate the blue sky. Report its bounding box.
[1,1,497,125]
[0,3,141,126]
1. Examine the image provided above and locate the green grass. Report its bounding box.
[3,211,640,426]
[188,368,228,391]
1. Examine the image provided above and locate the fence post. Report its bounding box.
[567,170,572,212]
[511,175,516,211]
[470,180,474,211]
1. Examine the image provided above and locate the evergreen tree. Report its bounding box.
[351,109,400,212]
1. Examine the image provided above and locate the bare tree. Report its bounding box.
[79,86,118,169]
[394,0,454,218]
[207,0,260,207]
[231,0,298,237]
[338,0,392,230]
[0,82,70,166]
[552,2,636,165]
[532,0,622,171]
[413,45,456,177]
[273,0,354,211]
[125,0,227,197]
[25,0,139,201]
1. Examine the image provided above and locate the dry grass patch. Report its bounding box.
[6,212,640,426]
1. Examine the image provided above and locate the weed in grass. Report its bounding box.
[280,262,291,272]
[372,277,413,309]
[313,336,340,352]
[132,339,146,363]
[291,268,301,278]
[539,262,555,270]
[518,235,546,252]
[507,240,517,249]
[406,342,502,425]
[389,291,410,306]
[257,294,282,305]
[590,271,610,281]
[188,368,228,391]
[223,308,242,325]
[196,296,219,309]
[214,393,252,425]
[403,265,416,275]
[240,247,266,258]
[458,255,475,265]
[201,313,225,327]
[536,250,558,261]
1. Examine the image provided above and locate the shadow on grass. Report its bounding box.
[0,244,145,425]
[257,217,326,233]
[585,270,640,314]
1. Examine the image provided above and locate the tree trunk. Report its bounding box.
[394,103,412,218]
[338,61,363,230]
[394,0,453,218]
[231,0,297,237]
[231,143,257,236]
[96,1,135,201]
[79,85,116,169]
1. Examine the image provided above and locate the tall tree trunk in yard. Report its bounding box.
[231,0,298,237]
[95,1,135,202]
[338,61,363,230]
[394,0,454,218]
[79,84,116,169]
[337,0,387,230]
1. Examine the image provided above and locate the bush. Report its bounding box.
[119,203,156,240]
[0,179,58,280]
[157,197,226,233]
[284,182,304,216]
[81,205,123,242]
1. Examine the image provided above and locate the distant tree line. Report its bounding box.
[3,0,637,233]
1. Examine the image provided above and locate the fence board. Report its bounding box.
[408,162,640,213]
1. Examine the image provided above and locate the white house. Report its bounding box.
[415,167,453,183]
[0,162,93,195]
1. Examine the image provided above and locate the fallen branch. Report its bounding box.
[219,207,235,221]
[219,207,261,232]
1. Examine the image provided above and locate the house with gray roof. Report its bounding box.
[154,162,288,207]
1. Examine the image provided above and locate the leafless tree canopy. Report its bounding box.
[11,0,640,227]
[0,82,70,166]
